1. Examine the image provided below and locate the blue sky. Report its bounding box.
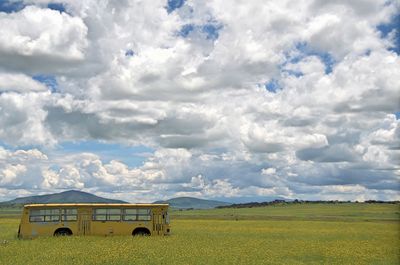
[166,0,185,13]
[32,75,58,92]
[0,1,66,13]
[291,42,336,74]
[0,0,25,13]
[377,13,400,54]
[0,0,398,203]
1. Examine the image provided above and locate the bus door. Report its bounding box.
[153,212,163,235]
[78,209,91,235]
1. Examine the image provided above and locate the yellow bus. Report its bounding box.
[18,203,170,239]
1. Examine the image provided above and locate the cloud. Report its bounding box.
[0,164,27,186]
[296,144,358,163]
[0,147,47,189]
[0,0,399,201]
[0,72,47,92]
[0,91,55,146]
[262,168,276,175]
[0,5,88,74]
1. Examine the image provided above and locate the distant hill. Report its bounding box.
[215,199,400,209]
[0,190,127,206]
[154,197,231,209]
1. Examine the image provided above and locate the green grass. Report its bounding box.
[0,207,22,219]
[0,204,399,265]
[172,203,400,221]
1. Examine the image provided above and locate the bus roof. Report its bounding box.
[23,203,169,208]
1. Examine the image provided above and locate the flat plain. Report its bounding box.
[0,203,399,265]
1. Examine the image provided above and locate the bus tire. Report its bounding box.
[54,228,72,236]
[132,228,150,236]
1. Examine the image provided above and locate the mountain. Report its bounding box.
[0,190,127,206]
[154,197,231,209]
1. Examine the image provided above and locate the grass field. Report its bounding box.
[0,203,399,265]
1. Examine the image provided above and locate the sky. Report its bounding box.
[0,0,399,203]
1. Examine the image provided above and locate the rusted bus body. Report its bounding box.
[18,203,170,238]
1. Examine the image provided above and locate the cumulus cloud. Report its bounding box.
[0,0,399,202]
[0,147,47,189]
[262,168,276,175]
[0,5,88,74]
[0,91,54,146]
[0,72,47,92]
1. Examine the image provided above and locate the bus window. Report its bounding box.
[29,209,60,222]
[93,208,121,221]
[123,208,151,221]
[29,215,44,222]
[93,208,107,221]
[108,209,121,221]
[61,208,77,221]
[123,209,137,221]
[138,209,151,221]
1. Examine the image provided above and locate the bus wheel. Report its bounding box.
[54,228,72,236]
[132,228,150,236]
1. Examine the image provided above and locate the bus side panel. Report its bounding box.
[21,222,80,239]
[90,220,153,236]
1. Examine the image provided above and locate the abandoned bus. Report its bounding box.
[18,203,170,239]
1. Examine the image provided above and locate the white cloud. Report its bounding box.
[0,0,398,201]
[0,147,48,189]
[0,72,47,92]
[262,168,276,175]
[0,91,54,146]
[0,164,27,186]
[0,5,88,73]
